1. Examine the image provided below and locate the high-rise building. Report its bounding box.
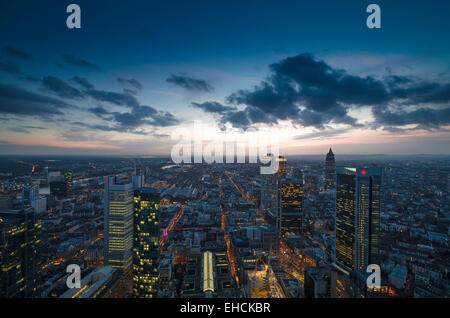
[50,179,68,198]
[304,174,319,195]
[260,155,278,225]
[325,148,336,190]
[104,176,134,274]
[22,185,39,208]
[133,187,160,298]
[278,178,303,235]
[0,208,42,297]
[132,175,144,189]
[334,166,382,274]
[64,171,73,191]
[277,156,287,180]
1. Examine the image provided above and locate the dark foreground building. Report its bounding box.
[0,208,42,297]
[133,187,160,298]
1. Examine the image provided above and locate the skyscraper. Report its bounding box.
[64,171,73,192]
[260,155,278,225]
[278,178,303,235]
[22,184,39,208]
[104,176,134,274]
[334,166,382,274]
[0,208,42,297]
[50,178,68,198]
[325,148,336,190]
[277,156,287,180]
[133,187,160,298]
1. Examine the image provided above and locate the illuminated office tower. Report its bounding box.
[277,155,287,180]
[275,155,288,232]
[334,166,382,274]
[64,171,73,191]
[0,208,42,297]
[133,187,160,298]
[104,176,134,273]
[325,148,336,190]
[278,178,303,235]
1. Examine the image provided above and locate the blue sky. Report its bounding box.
[0,0,449,155]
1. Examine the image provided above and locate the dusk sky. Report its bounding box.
[0,0,449,155]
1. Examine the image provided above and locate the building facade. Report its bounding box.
[260,155,279,225]
[133,187,160,298]
[0,208,42,297]
[325,148,336,190]
[278,178,303,235]
[335,166,382,274]
[104,176,134,273]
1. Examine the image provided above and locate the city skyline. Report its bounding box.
[1,146,448,299]
[0,0,449,155]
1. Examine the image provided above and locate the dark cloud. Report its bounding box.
[194,53,450,130]
[123,88,137,95]
[16,73,182,132]
[23,125,45,130]
[86,104,179,133]
[373,106,450,130]
[85,88,140,108]
[191,101,236,114]
[2,46,34,61]
[117,78,143,91]
[0,83,74,118]
[88,106,109,115]
[62,55,100,70]
[166,74,214,92]
[111,105,179,128]
[24,75,41,83]
[0,60,20,74]
[42,76,84,99]
[71,122,118,131]
[71,76,94,90]
[8,127,29,133]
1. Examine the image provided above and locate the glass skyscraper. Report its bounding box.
[277,156,287,180]
[104,176,134,274]
[335,166,382,274]
[279,178,303,235]
[133,187,160,298]
[0,208,42,298]
[22,184,39,208]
